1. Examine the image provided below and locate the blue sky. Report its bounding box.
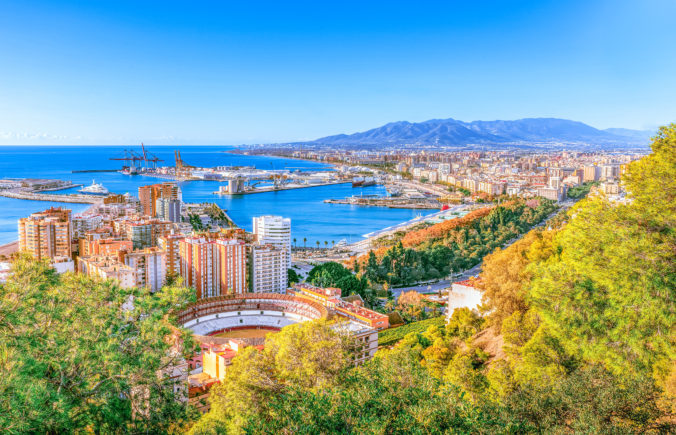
[0,0,674,145]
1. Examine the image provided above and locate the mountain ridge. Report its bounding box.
[302,117,653,149]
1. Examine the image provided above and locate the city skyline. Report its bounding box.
[1,0,675,145]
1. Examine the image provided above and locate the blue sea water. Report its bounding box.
[0,146,433,245]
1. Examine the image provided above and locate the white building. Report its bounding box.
[124,248,167,292]
[252,215,291,268]
[250,244,287,293]
[447,279,483,319]
[72,214,103,239]
[155,198,182,223]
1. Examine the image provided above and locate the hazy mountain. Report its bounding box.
[308,118,652,149]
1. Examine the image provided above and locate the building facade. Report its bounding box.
[139,183,181,217]
[18,207,72,260]
[250,244,287,293]
[252,215,291,268]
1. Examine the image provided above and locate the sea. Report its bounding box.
[0,145,434,246]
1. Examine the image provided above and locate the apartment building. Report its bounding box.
[179,237,247,299]
[123,247,167,292]
[18,207,72,260]
[139,183,181,217]
[252,216,291,268]
[78,255,137,289]
[250,244,287,293]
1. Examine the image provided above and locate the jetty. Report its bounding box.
[324,195,440,209]
[0,190,104,204]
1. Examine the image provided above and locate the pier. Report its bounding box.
[324,195,440,209]
[0,190,104,204]
[214,181,350,195]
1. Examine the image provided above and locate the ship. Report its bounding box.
[362,176,376,187]
[79,180,110,195]
[352,177,364,187]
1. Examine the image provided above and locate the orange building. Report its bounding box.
[80,238,133,257]
[139,183,181,217]
[178,237,247,299]
[18,207,72,260]
[293,283,390,330]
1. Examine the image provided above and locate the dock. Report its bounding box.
[214,181,350,195]
[72,169,119,173]
[0,190,104,204]
[324,195,440,209]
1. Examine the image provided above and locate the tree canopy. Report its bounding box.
[0,254,199,434]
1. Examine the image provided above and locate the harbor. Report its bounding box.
[0,145,434,246]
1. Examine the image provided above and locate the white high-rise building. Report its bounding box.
[250,244,287,293]
[252,216,291,268]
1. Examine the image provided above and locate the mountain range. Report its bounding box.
[303,118,653,149]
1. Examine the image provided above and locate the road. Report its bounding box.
[390,263,482,298]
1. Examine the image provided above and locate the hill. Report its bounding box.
[306,117,653,149]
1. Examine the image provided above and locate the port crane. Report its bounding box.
[110,143,164,172]
[174,150,196,179]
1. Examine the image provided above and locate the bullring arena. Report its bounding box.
[177,292,329,339]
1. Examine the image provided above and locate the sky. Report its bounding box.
[0,0,674,145]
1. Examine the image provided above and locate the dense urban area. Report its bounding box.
[0,125,673,433]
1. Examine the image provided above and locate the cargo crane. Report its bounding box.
[110,149,145,174]
[174,150,196,179]
[139,143,164,169]
[110,144,164,174]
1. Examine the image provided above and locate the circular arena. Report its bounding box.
[177,293,329,337]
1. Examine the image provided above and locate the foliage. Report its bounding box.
[190,320,350,434]
[0,254,198,434]
[480,230,555,328]
[188,213,204,231]
[528,125,676,384]
[566,181,599,199]
[378,316,446,347]
[446,307,484,340]
[360,199,558,286]
[307,262,377,307]
[287,268,300,286]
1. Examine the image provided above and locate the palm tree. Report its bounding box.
[303,237,307,249]
[316,241,320,249]
[331,240,335,248]
[293,237,297,248]
[324,241,328,249]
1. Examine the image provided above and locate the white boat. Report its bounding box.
[79,180,110,195]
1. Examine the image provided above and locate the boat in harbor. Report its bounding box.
[362,176,376,187]
[78,180,110,195]
[352,177,364,187]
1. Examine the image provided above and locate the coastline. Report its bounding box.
[0,241,19,257]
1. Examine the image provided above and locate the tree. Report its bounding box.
[303,237,307,249]
[191,320,349,434]
[287,268,300,286]
[528,126,676,385]
[397,291,427,322]
[293,237,297,248]
[324,241,328,249]
[315,241,320,249]
[480,230,554,328]
[0,254,199,433]
[446,307,484,340]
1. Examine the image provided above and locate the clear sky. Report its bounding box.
[0,0,674,145]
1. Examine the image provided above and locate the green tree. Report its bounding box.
[0,254,198,433]
[528,126,676,385]
[287,268,300,286]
